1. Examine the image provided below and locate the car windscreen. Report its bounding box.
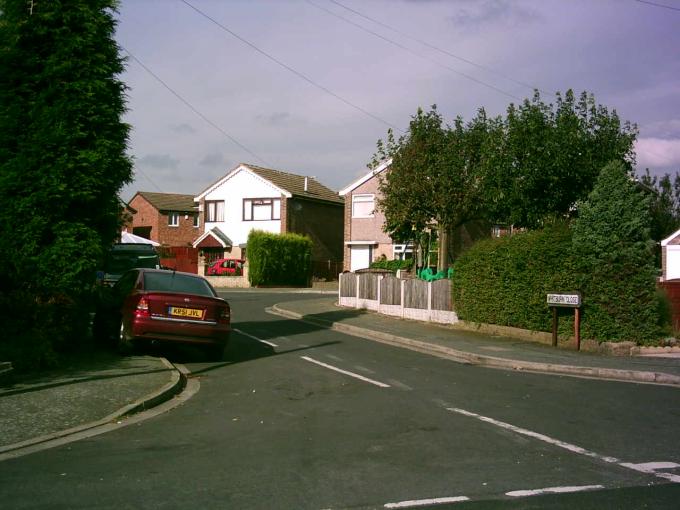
[143,272,215,297]
[105,253,159,274]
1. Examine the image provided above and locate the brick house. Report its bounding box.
[338,159,407,271]
[192,163,344,279]
[127,191,200,247]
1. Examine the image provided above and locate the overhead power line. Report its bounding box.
[179,0,402,133]
[634,0,680,12]
[327,0,545,94]
[122,46,272,167]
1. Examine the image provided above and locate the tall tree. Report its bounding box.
[572,161,661,343]
[0,0,132,296]
[483,90,638,229]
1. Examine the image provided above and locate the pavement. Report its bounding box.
[2,291,680,460]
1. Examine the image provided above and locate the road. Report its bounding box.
[1,291,679,509]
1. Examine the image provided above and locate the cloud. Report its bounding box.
[448,0,541,29]
[137,154,180,170]
[636,138,680,168]
[642,120,680,139]
[171,123,196,134]
[199,152,226,167]
[255,112,293,127]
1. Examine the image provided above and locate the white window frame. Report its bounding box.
[243,198,281,221]
[168,212,179,227]
[352,194,375,218]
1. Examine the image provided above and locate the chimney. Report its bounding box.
[304,176,308,192]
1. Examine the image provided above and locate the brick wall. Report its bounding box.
[129,195,200,247]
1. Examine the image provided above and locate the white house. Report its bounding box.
[192,163,344,277]
[661,228,680,280]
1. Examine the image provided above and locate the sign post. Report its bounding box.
[547,292,582,350]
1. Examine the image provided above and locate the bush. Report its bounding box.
[247,230,313,287]
[370,258,414,272]
[452,222,579,335]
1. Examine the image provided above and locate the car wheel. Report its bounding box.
[117,321,134,356]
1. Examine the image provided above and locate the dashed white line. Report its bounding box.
[301,356,391,388]
[506,485,604,497]
[233,328,278,348]
[384,496,470,508]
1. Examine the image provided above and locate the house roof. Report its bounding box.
[192,227,233,249]
[195,163,344,205]
[133,192,197,213]
[661,228,680,246]
[339,158,391,196]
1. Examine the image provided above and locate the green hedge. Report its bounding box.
[370,258,414,272]
[452,222,668,344]
[247,230,313,287]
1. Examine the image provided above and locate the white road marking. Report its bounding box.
[447,407,680,484]
[620,462,680,483]
[506,485,604,497]
[325,354,344,362]
[447,407,619,463]
[233,328,278,347]
[384,496,470,508]
[301,356,391,388]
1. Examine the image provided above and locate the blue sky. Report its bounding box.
[114,0,680,201]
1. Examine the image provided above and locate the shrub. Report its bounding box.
[247,230,313,287]
[370,258,414,272]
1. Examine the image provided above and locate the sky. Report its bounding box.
[114,0,680,202]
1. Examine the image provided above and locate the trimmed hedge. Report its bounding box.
[370,258,414,272]
[452,222,668,344]
[452,223,579,336]
[247,230,313,287]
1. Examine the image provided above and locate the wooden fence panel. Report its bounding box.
[358,273,378,300]
[431,279,452,311]
[339,272,356,297]
[404,278,428,309]
[380,276,402,305]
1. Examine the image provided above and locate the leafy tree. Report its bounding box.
[639,169,680,263]
[0,0,132,367]
[483,90,638,229]
[572,161,663,343]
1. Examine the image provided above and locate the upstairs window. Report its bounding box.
[193,214,200,228]
[205,200,225,222]
[243,198,281,221]
[352,194,375,218]
[168,212,179,227]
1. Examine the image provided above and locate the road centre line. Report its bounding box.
[233,328,278,348]
[506,485,604,497]
[384,496,470,508]
[447,407,680,484]
[301,356,391,388]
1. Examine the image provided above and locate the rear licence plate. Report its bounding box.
[168,307,204,319]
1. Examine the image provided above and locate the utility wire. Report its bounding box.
[122,46,273,167]
[179,0,402,133]
[307,0,522,101]
[327,0,545,94]
[634,0,680,12]
[134,166,165,193]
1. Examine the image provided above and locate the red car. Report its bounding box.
[95,268,231,360]
[206,258,244,276]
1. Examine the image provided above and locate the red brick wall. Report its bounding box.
[129,195,200,247]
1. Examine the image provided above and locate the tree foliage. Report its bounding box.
[572,161,663,343]
[639,169,680,258]
[0,0,132,368]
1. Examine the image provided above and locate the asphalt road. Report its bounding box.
[1,291,679,509]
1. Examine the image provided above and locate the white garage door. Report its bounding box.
[350,245,372,272]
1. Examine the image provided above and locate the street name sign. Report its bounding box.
[547,292,581,308]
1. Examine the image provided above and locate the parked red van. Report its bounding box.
[206,258,245,276]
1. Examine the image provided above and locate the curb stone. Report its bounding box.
[0,358,186,458]
[270,304,680,388]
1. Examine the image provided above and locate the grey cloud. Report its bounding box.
[449,0,540,29]
[199,152,226,167]
[138,154,180,170]
[171,123,196,134]
[256,112,292,127]
[642,120,680,139]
